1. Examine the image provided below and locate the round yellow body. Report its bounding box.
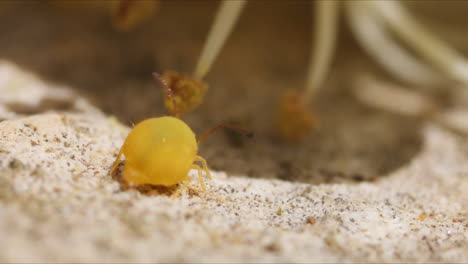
[121,116,198,186]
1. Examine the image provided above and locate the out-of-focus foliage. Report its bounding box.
[47,0,159,32]
[111,0,159,32]
[47,0,108,10]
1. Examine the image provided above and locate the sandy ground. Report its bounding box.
[0,1,466,262]
[0,105,466,262]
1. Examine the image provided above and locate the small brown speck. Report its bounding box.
[277,207,282,216]
[306,216,316,225]
[9,159,25,169]
[417,213,428,221]
[0,149,11,154]
[264,242,280,252]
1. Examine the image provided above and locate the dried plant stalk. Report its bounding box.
[353,74,436,117]
[194,0,246,79]
[345,1,443,86]
[370,1,468,85]
[304,0,338,104]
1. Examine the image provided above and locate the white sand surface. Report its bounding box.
[0,111,466,262]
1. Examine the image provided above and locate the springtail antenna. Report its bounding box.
[198,124,253,143]
[152,72,180,118]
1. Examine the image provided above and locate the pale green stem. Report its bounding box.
[353,74,435,117]
[345,1,443,86]
[304,0,338,104]
[194,0,247,80]
[371,0,468,85]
